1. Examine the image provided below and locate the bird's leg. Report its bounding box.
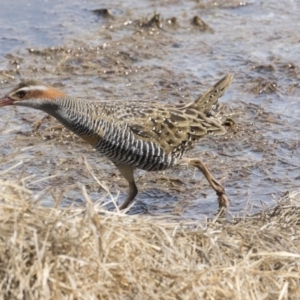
[115,164,138,210]
[177,158,229,210]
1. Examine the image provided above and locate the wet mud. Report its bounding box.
[0,0,299,218]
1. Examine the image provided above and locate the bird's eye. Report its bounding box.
[16,90,27,98]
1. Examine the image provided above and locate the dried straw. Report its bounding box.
[0,180,299,299]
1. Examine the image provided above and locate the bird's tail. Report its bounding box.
[178,73,233,115]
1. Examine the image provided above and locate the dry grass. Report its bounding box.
[0,180,300,300]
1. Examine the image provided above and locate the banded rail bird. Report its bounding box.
[0,74,233,211]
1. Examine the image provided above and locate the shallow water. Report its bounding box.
[0,0,299,218]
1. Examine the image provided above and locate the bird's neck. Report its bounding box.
[17,97,106,147]
[42,98,86,130]
[18,98,78,131]
[41,98,104,147]
[47,103,76,130]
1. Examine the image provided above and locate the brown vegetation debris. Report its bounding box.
[191,16,214,33]
[0,180,299,299]
[249,79,279,95]
[138,13,161,29]
[92,8,115,19]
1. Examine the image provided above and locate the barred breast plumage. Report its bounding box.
[0,74,233,211]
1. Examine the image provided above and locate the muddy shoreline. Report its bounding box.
[0,0,299,217]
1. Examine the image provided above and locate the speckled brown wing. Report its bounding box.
[122,74,233,157]
[128,105,192,154]
[126,105,223,158]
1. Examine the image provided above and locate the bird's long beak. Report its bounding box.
[0,95,14,107]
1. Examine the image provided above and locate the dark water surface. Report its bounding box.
[0,0,299,218]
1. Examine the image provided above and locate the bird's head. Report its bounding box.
[0,80,66,109]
